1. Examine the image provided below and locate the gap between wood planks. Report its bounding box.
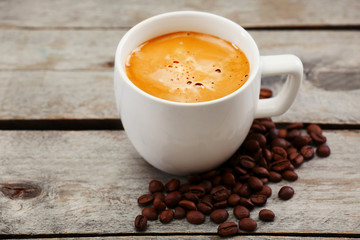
[0,25,359,31]
[1,232,360,239]
[0,119,359,131]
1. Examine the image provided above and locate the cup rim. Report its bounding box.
[115,11,260,106]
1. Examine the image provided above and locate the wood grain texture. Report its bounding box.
[0,130,359,235]
[0,30,359,123]
[1,30,359,72]
[0,0,359,29]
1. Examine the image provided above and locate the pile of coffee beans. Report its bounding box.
[134,88,331,236]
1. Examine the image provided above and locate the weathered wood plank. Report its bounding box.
[0,70,359,124]
[1,30,359,72]
[0,30,359,123]
[0,0,359,29]
[0,130,359,235]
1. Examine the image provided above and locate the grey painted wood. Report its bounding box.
[0,130,359,235]
[0,30,359,123]
[1,30,359,72]
[0,0,359,29]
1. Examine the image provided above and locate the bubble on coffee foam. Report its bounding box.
[195,83,204,88]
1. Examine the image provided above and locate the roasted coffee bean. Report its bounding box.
[300,145,315,160]
[184,192,199,203]
[272,146,288,161]
[174,206,186,219]
[153,197,166,211]
[197,201,213,215]
[250,194,267,206]
[149,180,164,193]
[269,171,282,182]
[263,148,272,162]
[186,210,205,224]
[307,124,322,135]
[259,209,275,222]
[239,218,257,232]
[244,139,260,153]
[239,197,255,210]
[142,207,158,220]
[232,182,243,195]
[233,205,250,219]
[268,128,279,140]
[152,192,165,202]
[271,137,289,149]
[256,185,272,197]
[178,199,197,210]
[137,194,154,206]
[247,133,267,147]
[238,184,252,198]
[238,155,256,169]
[287,147,298,155]
[234,166,248,176]
[286,163,295,171]
[228,193,241,206]
[238,173,251,182]
[260,88,273,99]
[271,159,290,172]
[282,170,298,181]
[287,129,301,140]
[165,178,180,192]
[260,178,269,184]
[198,180,212,193]
[212,175,222,186]
[179,183,190,193]
[260,119,276,130]
[252,166,270,178]
[218,222,238,237]
[222,172,235,187]
[278,186,295,200]
[134,215,147,230]
[286,122,303,130]
[317,144,331,157]
[211,185,230,202]
[187,175,202,184]
[201,170,218,180]
[252,148,263,162]
[160,209,174,223]
[202,194,213,204]
[187,185,206,198]
[248,176,263,191]
[210,209,229,223]
[278,129,288,139]
[164,191,182,208]
[214,200,228,208]
[292,135,312,149]
[251,123,266,133]
[258,157,269,169]
[288,152,304,168]
[310,132,327,145]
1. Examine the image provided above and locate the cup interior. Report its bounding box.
[116,11,260,104]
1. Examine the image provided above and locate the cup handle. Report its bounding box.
[254,54,303,118]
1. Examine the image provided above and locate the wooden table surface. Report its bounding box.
[1,0,359,239]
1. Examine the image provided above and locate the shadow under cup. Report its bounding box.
[114,11,261,175]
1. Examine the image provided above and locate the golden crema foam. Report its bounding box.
[126,31,250,103]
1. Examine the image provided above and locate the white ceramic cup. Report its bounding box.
[114,11,303,175]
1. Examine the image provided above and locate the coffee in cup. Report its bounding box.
[125,31,250,103]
